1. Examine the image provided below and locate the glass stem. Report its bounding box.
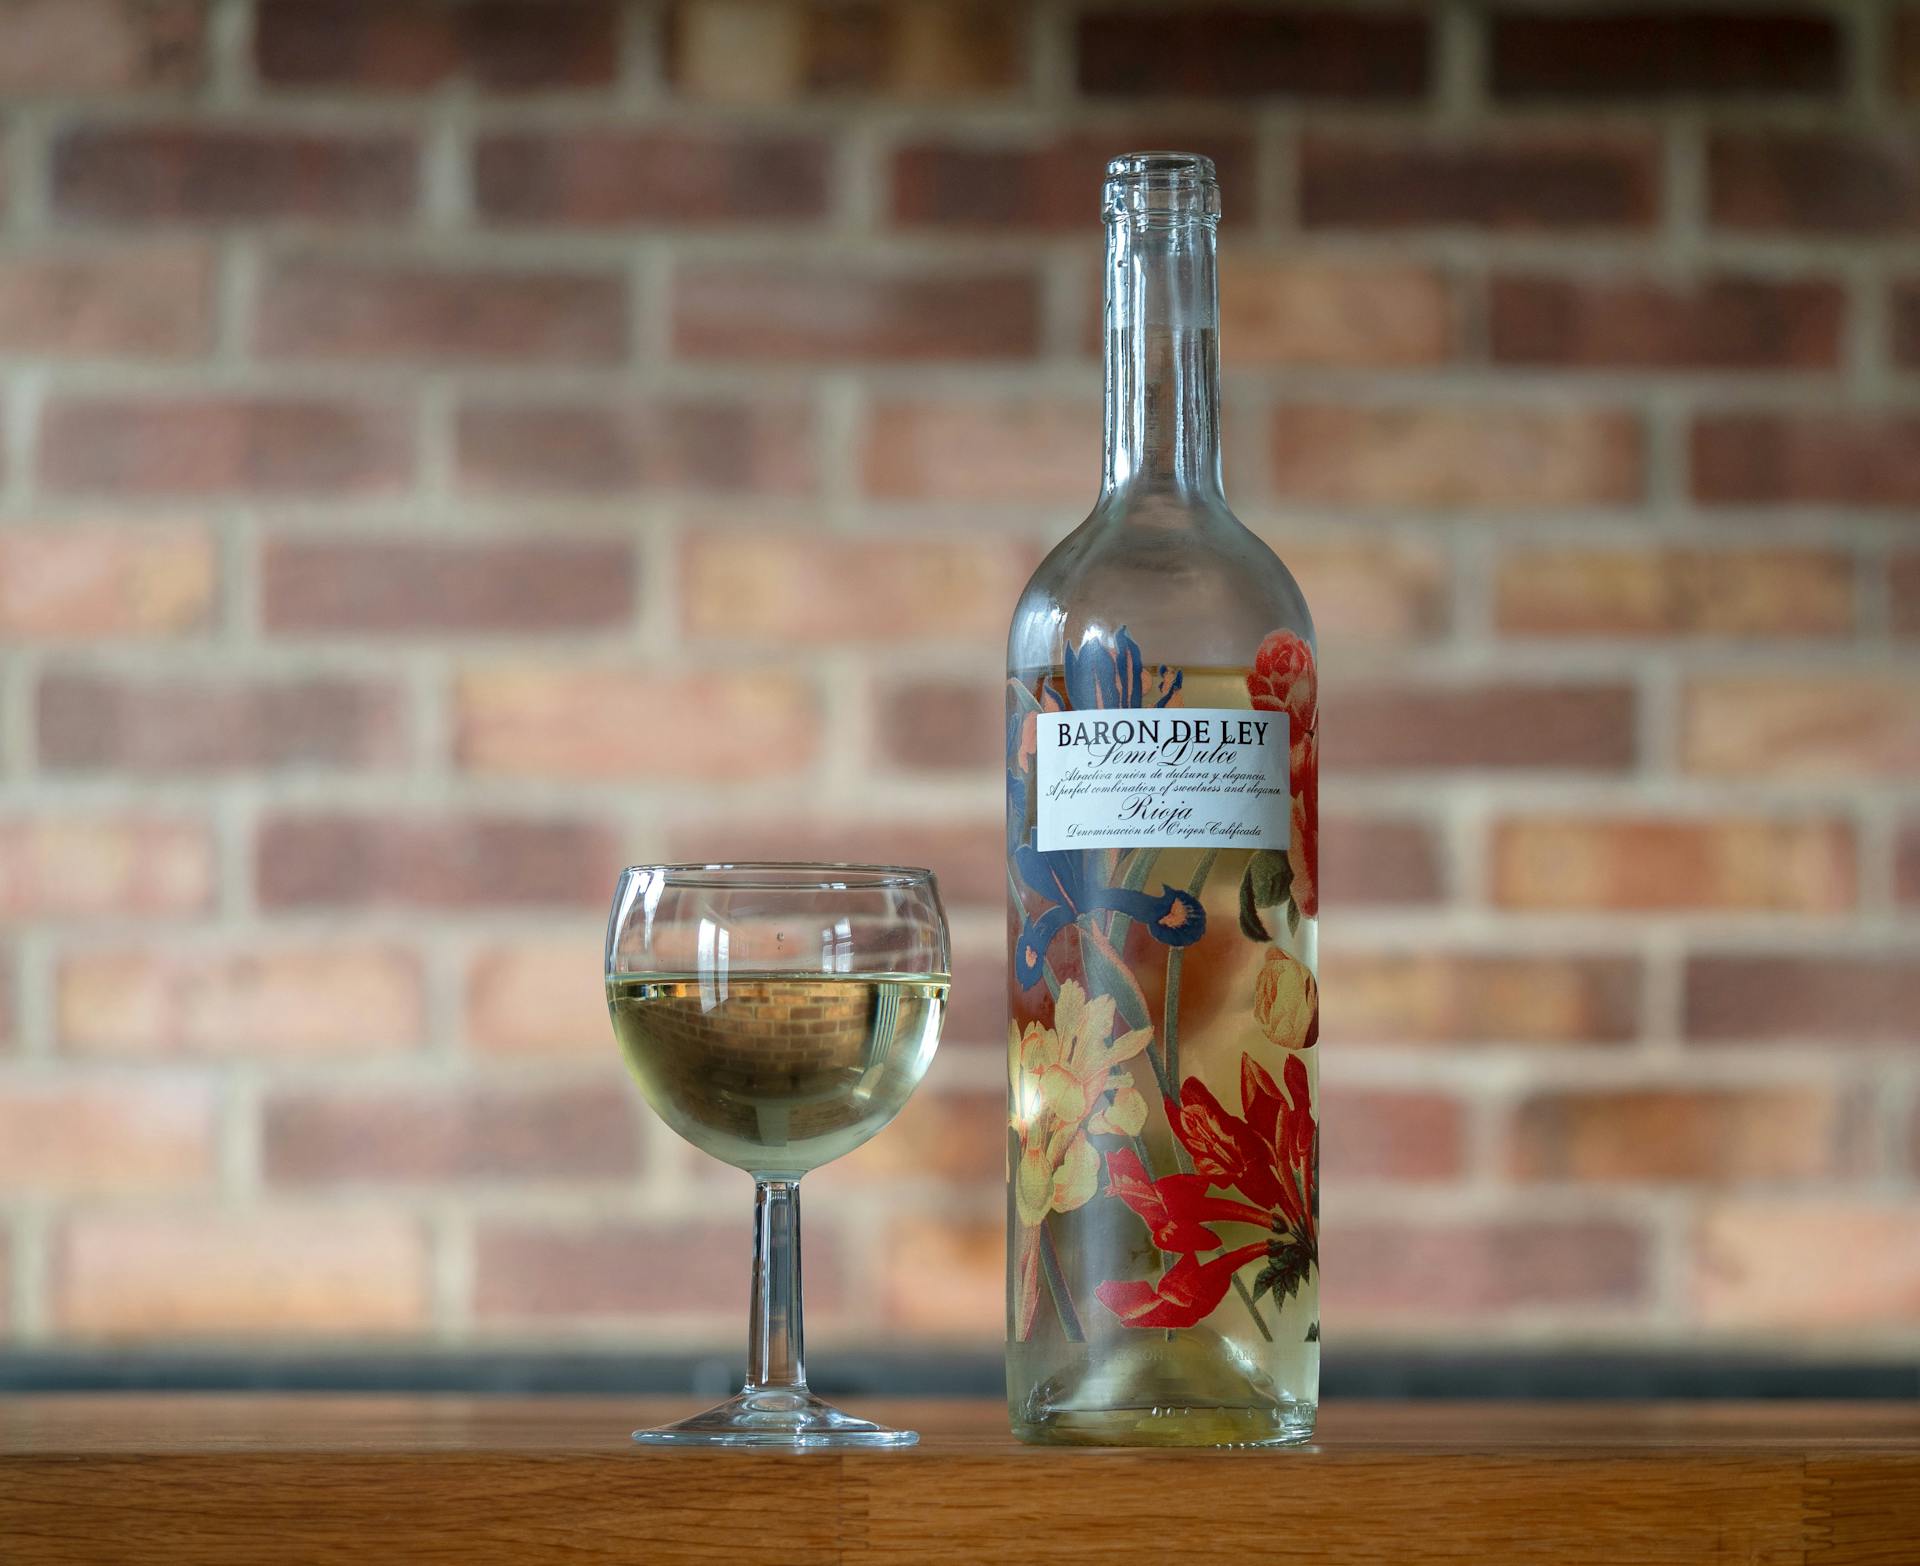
[745,1178,806,1393]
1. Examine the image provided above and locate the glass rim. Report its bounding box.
[616,861,939,891]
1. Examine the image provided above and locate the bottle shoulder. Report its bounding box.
[1008,493,1314,675]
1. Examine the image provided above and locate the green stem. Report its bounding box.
[1038,1222,1084,1344]
[1162,950,1185,1096]
[1104,847,1162,952]
[1232,1272,1274,1342]
[1158,849,1217,1176]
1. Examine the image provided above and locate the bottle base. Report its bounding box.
[1010,1400,1316,1448]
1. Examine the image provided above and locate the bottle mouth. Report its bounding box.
[1103,151,1221,226]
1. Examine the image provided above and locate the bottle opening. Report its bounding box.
[1103,151,1221,225]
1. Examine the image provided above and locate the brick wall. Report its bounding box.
[0,0,1915,1355]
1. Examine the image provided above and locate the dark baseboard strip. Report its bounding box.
[0,1349,1914,1400]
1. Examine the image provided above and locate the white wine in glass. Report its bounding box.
[605,863,950,1448]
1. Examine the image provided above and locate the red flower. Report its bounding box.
[1103,1146,1271,1252]
[1096,1051,1317,1331]
[1248,630,1316,737]
[1095,1244,1270,1329]
[1290,749,1318,918]
[1247,631,1318,920]
[1167,1078,1286,1213]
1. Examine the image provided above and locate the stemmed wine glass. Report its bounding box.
[605,863,950,1448]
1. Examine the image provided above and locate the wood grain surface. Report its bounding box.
[2,1397,1916,1564]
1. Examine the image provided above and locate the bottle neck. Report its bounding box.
[1101,214,1224,504]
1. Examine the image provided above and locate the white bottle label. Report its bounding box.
[1034,707,1291,852]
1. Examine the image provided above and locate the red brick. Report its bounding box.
[37,670,406,773]
[890,130,1254,230]
[477,130,830,225]
[1327,682,1635,773]
[1510,1088,1855,1184]
[1224,261,1454,368]
[1492,817,1855,913]
[667,818,1003,910]
[1683,676,1920,779]
[51,123,416,223]
[1271,405,1642,510]
[1490,10,1841,100]
[823,1084,1001,1189]
[0,525,215,640]
[875,677,1002,774]
[0,245,211,356]
[1327,1218,1647,1316]
[0,1078,215,1193]
[1897,556,1920,638]
[1685,954,1920,1047]
[1895,281,1920,367]
[265,1082,637,1185]
[257,813,619,910]
[255,0,616,90]
[1490,274,1843,370]
[0,816,213,919]
[1302,132,1659,231]
[456,666,818,780]
[0,0,203,91]
[1495,547,1853,638]
[1320,1088,1464,1181]
[1693,413,1920,507]
[880,1215,1000,1338]
[1321,815,1444,908]
[1323,951,1640,1046]
[1694,1205,1920,1327]
[255,256,626,364]
[454,398,812,496]
[1899,826,1920,906]
[683,530,1034,643]
[263,535,633,636]
[941,938,1004,1049]
[39,396,412,497]
[56,1213,428,1336]
[863,399,1093,503]
[1076,7,1428,99]
[465,938,607,1055]
[58,945,424,1056]
[1262,537,1448,645]
[672,264,1040,362]
[475,1220,770,1320]
[1710,133,1920,234]
[667,0,1020,101]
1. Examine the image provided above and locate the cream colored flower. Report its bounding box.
[1253,946,1319,1050]
[1010,979,1153,1337]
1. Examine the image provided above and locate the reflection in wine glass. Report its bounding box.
[605,862,950,1448]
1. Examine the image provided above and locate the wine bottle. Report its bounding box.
[1005,153,1319,1446]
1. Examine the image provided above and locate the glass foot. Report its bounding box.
[632,1387,918,1449]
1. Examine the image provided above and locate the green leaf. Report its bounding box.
[1078,922,1151,1037]
[1255,1235,1316,1311]
[1306,1320,1320,1344]
[1237,849,1292,942]
[1287,898,1302,936]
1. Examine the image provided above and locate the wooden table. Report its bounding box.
[2,1397,1916,1563]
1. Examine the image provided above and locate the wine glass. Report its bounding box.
[605,862,951,1448]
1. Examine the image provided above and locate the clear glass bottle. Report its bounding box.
[1005,153,1319,1446]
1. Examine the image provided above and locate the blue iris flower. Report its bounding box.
[1063,627,1183,712]
[1008,627,1200,989]
[1012,846,1205,991]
